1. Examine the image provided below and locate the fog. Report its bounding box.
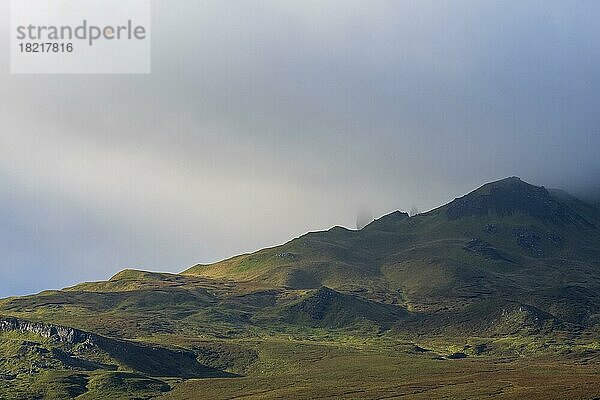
[0,1,599,296]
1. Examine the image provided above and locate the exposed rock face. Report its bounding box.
[275,252,299,260]
[510,225,563,256]
[483,223,498,234]
[512,226,542,255]
[0,317,95,345]
[0,317,234,378]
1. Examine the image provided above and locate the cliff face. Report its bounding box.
[0,316,233,378]
[0,317,96,345]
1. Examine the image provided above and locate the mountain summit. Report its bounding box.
[445,177,594,227]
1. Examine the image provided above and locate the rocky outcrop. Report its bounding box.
[0,317,95,345]
[0,316,235,378]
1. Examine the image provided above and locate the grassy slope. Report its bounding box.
[163,338,600,400]
[0,330,172,399]
[1,178,599,399]
[183,179,600,326]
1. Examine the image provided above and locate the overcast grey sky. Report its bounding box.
[1,0,599,296]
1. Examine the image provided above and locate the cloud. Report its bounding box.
[0,0,599,295]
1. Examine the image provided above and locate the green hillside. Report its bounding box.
[1,177,599,399]
[185,177,600,319]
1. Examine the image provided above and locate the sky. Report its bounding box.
[0,0,599,297]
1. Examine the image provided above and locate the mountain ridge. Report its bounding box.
[183,177,600,294]
[1,176,599,399]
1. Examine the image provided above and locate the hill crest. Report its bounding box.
[444,177,594,227]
